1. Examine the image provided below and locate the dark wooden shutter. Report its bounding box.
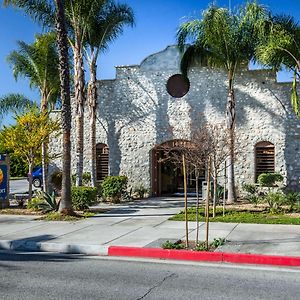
[255,141,275,180]
[96,144,109,181]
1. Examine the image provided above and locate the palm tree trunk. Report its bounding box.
[226,74,236,203]
[41,141,48,193]
[88,57,97,187]
[74,40,85,187]
[55,0,73,215]
[41,97,48,193]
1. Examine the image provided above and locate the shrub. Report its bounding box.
[101,176,128,203]
[257,173,283,187]
[134,185,148,199]
[242,183,258,195]
[27,197,44,211]
[263,191,285,212]
[35,191,60,213]
[71,186,98,210]
[284,192,300,211]
[161,240,185,250]
[71,172,91,186]
[50,171,62,191]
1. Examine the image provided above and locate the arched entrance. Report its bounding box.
[96,143,109,181]
[151,140,205,196]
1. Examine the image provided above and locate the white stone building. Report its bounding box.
[50,46,300,195]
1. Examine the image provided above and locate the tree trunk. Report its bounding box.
[195,173,200,245]
[55,0,73,215]
[74,39,85,187]
[28,162,33,201]
[88,57,97,187]
[212,165,217,218]
[205,156,211,250]
[182,154,189,248]
[41,141,48,193]
[226,74,236,203]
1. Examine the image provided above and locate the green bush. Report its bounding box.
[101,176,128,203]
[263,192,285,212]
[71,172,91,186]
[284,192,300,210]
[50,171,62,191]
[242,183,258,195]
[10,154,28,177]
[71,186,98,210]
[257,173,283,187]
[134,185,148,199]
[161,240,185,250]
[27,197,44,211]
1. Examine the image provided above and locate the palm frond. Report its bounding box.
[291,72,300,118]
[0,93,35,121]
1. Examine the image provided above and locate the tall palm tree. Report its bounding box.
[7,33,60,192]
[256,15,300,117]
[85,0,134,187]
[4,0,74,215]
[177,2,268,203]
[64,0,107,186]
[7,33,60,111]
[54,0,73,215]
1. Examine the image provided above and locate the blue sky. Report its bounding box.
[0,0,299,125]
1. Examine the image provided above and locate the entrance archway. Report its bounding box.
[151,140,205,196]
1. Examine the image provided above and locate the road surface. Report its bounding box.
[0,251,299,300]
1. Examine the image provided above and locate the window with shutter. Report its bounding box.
[255,141,275,181]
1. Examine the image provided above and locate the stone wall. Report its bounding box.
[49,45,300,193]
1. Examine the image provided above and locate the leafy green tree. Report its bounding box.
[7,33,60,192]
[4,0,74,215]
[256,15,300,117]
[177,2,268,203]
[0,108,60,200]
[85,0,134,186]
[7,33,60,111]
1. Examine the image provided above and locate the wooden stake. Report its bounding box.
[223,161,227,217]
[205,156,211,250]
[182,154,189,248]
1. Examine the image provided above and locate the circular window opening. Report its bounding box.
[166,74,190,98]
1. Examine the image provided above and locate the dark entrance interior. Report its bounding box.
[151,140,205,196]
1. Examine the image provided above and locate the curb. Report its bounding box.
[0,240,109,256]
[108,246,300,267]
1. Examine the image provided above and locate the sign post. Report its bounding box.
[0,154,10,209]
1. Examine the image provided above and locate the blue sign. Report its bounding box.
[0,165,8,200]
[0,154,6,162]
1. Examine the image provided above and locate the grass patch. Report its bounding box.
[39,211,97,221]
[169,207,300,225]
[0,208,41,215]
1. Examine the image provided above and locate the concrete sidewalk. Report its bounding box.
[0,197,299,258]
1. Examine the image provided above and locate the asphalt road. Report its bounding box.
[9,179,39,194]
[0,252,299,300]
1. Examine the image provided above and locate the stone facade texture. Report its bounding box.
[49,45,300,193]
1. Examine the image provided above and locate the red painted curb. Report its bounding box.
[222,252,300,267]
[108,246,300,267]
[108,246,222,262]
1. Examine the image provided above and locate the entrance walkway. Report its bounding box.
[0,197,299,257]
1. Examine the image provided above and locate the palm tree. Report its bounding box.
[7,33,60,192]
[0,93,33,123]
[54,0,74,215]
[256,15,300,117]
[4,0,74,215]
[177,2,268,203]
[85,0,134,187]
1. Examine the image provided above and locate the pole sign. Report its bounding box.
[0,154,9,208]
